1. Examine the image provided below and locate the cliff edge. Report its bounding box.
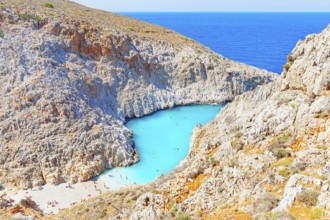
[52,25,330,219]
[0,0,275,189]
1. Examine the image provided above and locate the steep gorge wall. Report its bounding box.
[0,5,276,189]
[130,24,330,219]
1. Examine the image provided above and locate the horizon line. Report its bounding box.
[116,11,330,13]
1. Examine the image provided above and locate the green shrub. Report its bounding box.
[0,29,3,38]
[289,162,307,174]
[272,148,291,159]
[314,112,328,119]
[231,139,244,151]
[19,13,41,21]
[297,190,320,206]
[317,145,328,151]
[311,207,324,219]
[210,157,219,167]
[234,132,244,139]
[45,3,54,8]
[283,63,290,72]
[268,141,291,159]
[272,157,294,168]
[320,175,328,181]
[290,103,300,110]
[282,71,287,79]
[278,133,292,142]
[252,192,279,214]
[228,157,239,168]
[278,168,291,178]
[175,212,191,220]
[265,211,295,220]
[287,55,294,63]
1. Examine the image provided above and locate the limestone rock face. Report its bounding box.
[121,25,330,219]
[0,4,276,189]
[285,26,330,96]
[130,193,165,220]
[159,24,330,218]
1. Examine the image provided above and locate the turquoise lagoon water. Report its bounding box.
[98,105,224,189]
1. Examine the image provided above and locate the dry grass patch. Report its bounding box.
[203,206,252,220]
[291,138,307,152]
[176,173,210,203]
[290,202,326,220]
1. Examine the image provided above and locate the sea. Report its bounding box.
[121,12,330,73]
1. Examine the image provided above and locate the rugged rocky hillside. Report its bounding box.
[0,0,275,190]
[51,25,330,219]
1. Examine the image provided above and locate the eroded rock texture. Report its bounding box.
[0,3,275,189]
[56,25,330,220]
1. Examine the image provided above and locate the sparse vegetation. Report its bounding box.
[278,133,292,142]
[166,202,191,220]
[45,3,54,8]
[278,168,290,178]
[235,132,244,139]
[265,211,295,220]
[228,157,239,168]
[210,157,219,167]
[320,175,328,181]
[282,71,287,79]
[19,13,41,21]
[180,36,190,42]
[252,192,279,214]
[290,103,300,110]
[317,145,328,151]
[287,55,294,63]
[0,29,3,38]
[212,56,219,64]
[297,190,320,206]
[314,112,328,119]
[175,211,191,220]
[268,141,291,159]
[283,63,290,72]
[231,139,244,151]
[272,157,294,168]
[289,162,307,174]
[272,148,291,159]
[128,27,136,32]
[311,207,325,219]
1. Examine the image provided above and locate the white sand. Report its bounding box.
[2,179,111,214]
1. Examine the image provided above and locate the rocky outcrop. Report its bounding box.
[157,24,330,219]
[55,24,330,219]
[0,2,276,189]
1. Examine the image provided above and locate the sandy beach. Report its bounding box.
[2,179,111,214]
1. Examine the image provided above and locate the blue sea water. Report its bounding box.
[98,105,223,189]
[121,13,330,73]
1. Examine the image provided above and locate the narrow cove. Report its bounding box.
[7,104,224,214]
[98,104,224,189]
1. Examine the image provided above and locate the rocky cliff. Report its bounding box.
[0,0,275,189]
[52,25,330,219]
